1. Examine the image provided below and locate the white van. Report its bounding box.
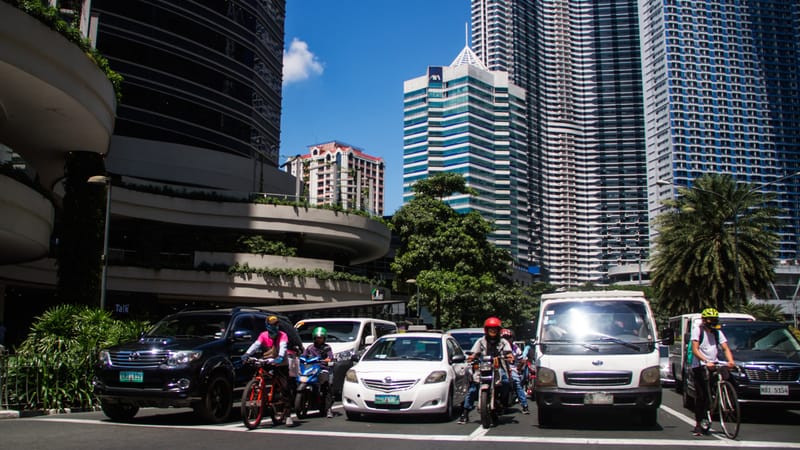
[667,312,754,391]
[294,317,397,396]
[533,290,672,426]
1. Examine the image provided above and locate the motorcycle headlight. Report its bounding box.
[639,366,661,386]
[424,370,447,384]
[166,350,202,366]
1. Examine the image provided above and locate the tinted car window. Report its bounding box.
[147,314,229,338]
[296,321,360,343]
[363,336,443,361]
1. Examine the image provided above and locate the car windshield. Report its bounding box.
[296,321,359,343]
[539,301,655,355]
[363,336,443,361]
[723,323,800,359]
[146,314,229,339]
[449,332,482,353]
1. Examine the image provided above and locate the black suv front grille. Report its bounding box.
[744,367,800,382]
[110,350,169,368]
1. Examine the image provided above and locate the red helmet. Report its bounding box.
[501,328,513,339]
[484,316,502,329]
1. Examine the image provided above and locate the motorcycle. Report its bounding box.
[294,355,328,418]
[521,359,536,399]
[476,355,510,428]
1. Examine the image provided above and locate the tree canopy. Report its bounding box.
[650,174,781,315]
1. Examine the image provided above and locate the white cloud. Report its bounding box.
[282,38,323,85]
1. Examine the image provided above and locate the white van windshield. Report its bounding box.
[296,321,360,343]
[540,301,655,355]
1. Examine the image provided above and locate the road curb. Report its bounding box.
[0,409,20,419]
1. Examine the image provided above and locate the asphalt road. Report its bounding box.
[2,389,799,450]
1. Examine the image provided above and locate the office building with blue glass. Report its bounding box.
[403,46,531,268]
[641,0,800,262]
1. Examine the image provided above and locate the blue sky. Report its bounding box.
[280,0,472,215]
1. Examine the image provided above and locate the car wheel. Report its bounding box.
[538,405,554,427]
[641,407,658,426]
[345,410,361,421]
[682,378,694,410]
[100,400,139,422]
[194,374,232,423]
[441,385,455,421]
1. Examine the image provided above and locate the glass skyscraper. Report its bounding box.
[641,0,800,262]
[472,0,649,285]
[403,46,531,267]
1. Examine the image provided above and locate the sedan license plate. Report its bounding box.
[760,384,789,396]
[374,394,400,405]
[119,371,143,383]
[584,392,613,405]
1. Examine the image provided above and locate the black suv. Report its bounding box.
[93,307,299,422]
[683,321,800,409]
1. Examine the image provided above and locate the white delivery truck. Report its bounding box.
[533,290,673,426]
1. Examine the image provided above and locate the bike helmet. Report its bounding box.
[484,316,502,330]
[500,328,513,339]
[312,326,327,339]
[265,315,279,335]
[700,308,719,319]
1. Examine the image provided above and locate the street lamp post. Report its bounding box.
[658,171,800,307]
[87,175,111,310]
[406,278,420,322]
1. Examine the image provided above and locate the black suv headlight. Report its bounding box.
[166,350,202,366]
[98,349,111,366]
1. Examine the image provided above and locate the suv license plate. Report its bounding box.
[374,394,400,405]
[120,371,143,383]
[584,392,613,405]
[760,385,789,396]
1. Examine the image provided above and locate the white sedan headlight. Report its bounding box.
[345,368,358,383]
[424,370,447,384]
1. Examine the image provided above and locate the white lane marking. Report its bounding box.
[28,415,800,448]
[660,403,731,441]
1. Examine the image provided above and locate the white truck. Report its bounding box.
[533,290,673,426]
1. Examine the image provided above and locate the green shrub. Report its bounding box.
[7,304,148,411]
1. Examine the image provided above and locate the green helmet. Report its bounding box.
[701,307,719,319]
[312,326,327,338]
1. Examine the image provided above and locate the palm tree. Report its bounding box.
[651,174,781,315]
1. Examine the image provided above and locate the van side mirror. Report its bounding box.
[364,335,375,346]
[660,328,674,345]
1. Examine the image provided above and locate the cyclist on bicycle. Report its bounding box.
[690,307,735,436]
[243,315,295,425]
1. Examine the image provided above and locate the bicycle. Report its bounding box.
[699,360,741,439]
[241,358,291,429]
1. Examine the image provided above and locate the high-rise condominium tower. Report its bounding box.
[641,0,800,261]
[403,46,530,267]
[472,0,649,285]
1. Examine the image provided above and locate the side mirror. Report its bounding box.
[232,330,253,341]
[364,335,375,346]
[450,354,466,364]
[660,327,675,346]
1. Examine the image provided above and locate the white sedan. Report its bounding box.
[342,332,470,420]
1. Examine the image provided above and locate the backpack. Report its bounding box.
[686,327,719,364]
[277,316,304,353]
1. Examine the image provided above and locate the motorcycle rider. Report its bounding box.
[242,315,295,426]
[457,316,513,424]
[501,328,530,414]
[300,326,335,418]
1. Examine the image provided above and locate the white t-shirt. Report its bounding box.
[690,324,728,369]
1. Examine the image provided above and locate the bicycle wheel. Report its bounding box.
[717,381,740,439]
[241,379,264,430]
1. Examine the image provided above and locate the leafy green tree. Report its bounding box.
[650,174,781,316]
[9,304,148,411]
[391,173,522,329]
[741,302,786,322]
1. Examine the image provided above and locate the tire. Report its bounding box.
[294,387,308,419]
[479,390,492,429]
[241,379,264,430]
[717,381,740,439]
[270,405,287,425]
[538,405,554,427]
[641,407,658,427]
[194,374,233,423]
[440,385,455,421]
[100,400,139,422]
[673,366,683,393]
[682,378,694,410]
[345,410,361,421]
